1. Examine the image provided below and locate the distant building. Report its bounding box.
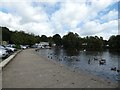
[82,43,87,46]
[35,42,51,49]
[106,44,109,47]
[39,42,49,46]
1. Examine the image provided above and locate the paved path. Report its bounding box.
[2,49,118,88]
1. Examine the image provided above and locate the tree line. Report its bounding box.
[1,26,120,51]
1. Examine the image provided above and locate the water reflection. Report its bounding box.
[65,49,80,56]
[53,48,61,56]
[37,48,119,82]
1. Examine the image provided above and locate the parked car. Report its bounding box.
[31,45,38,48]
[0,45,11,53]
[5,46,16,52]
[0,45,12,54]
[0,48,8,59]
[6,44,16,48]
[25,45,29,48]
[20,45,27,49]
[0,45,5,49]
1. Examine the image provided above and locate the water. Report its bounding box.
[36,48,120,82]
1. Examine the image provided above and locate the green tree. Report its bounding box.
[35,35,41,43]
[2,27,11,42]
[85,36,103,51]
[63,32,81,50]
[52,34,62,46]
[48,36,53,47]
[109,35,120,51]
[10,31,36,45]
[10,31,24,45]
[41,35,48,42]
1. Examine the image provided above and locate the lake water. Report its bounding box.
[37,48,120,82]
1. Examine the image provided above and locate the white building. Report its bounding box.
[82,43,87,46]
[36,42,50,49]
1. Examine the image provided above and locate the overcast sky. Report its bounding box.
[0,0,118,40]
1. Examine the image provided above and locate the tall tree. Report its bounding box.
[85,36,103,51]
[109,35,120,51]
[63,32,81,50]
[41,35,48,42]
[53,34,62,46]
[2,27,11,42]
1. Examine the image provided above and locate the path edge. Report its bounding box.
[0,50,22,68]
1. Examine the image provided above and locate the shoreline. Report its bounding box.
[35,49,118,88]
[3,49,118,88]
[35,49,118,83]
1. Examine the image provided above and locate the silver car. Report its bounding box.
[0,48,8,58]
[6,46,16,52]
